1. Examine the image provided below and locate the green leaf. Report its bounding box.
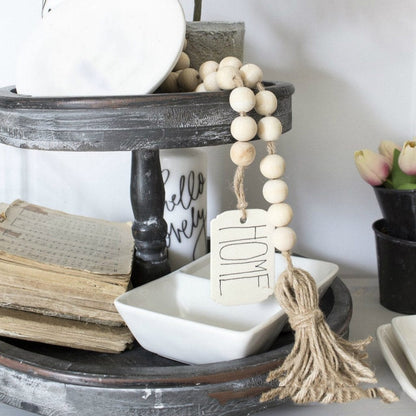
[390,149,416,189]
[398,183,416,190]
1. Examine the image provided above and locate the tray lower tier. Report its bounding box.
[0,277,351,416]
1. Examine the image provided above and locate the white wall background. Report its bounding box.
[0,0,415,279]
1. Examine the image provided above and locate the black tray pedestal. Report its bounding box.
[131,149,170,285]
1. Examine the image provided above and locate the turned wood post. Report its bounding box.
[130,149,170,285]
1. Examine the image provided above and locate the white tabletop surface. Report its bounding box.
[1,276,415,415]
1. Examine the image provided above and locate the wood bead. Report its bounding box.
[262,179,288,204]
[272,227,297,252]
[177,68,201,92]
[219,56,243,70]
[194,83,207,93]
[216,66,241,90]
[199,60,219,81]
[229,87,256,113]
[173,52,191,71]
[267,203,293,227]
[258,116,282,142]
[240,63,263,88]
[204,71,221,92]
[255,90,278,116]
[260,154,285,179]
[230,142,256,166]
[230,116,258,142]
[158,72,179,93]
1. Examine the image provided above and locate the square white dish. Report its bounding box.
[392,316,416,375]
[115,253,338,364]
[377,323,416,402]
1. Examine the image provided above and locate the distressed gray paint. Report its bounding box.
[0,82,293,152]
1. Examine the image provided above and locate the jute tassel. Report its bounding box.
[260,251,399,405]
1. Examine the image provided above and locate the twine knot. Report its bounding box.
[289,308,325,330]
[236,200,248,211]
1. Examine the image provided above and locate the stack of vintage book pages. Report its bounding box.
[0,200,135,353]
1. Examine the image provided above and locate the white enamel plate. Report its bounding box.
[392,316,416,375]
[377,323,416,402]
[17,0,186,96]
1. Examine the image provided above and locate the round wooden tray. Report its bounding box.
[0,277,352,416]
[0,82,294,152]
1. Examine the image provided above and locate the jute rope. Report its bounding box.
[230,75,398,404]
[233,75,249,221]
[260,252,398,404]
[233,165,248,221]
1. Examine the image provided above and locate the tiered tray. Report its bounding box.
[0,82,346,415]
[0,278,352,416]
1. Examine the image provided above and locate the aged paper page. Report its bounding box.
[0,200,134,276]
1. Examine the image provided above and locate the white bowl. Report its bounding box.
[115,253,338,364]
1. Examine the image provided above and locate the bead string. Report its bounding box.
[158,45,398,406]
[202,57,296,253]
[158,44,296,251]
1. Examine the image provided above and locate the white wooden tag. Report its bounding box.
[210,209,275,306]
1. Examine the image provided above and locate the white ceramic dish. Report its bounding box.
[17,0,186,96]
[115,253,338,364]
[377,323,416,402]
[392,316,416,375]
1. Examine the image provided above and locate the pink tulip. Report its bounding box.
[354,149,390,186]
[378,140,401,167]
[398,141,416,175]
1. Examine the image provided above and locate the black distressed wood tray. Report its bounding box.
[0,82,294,152]
[0,277,352,416]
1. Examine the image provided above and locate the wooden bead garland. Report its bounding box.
[216,66,241,90]
[204,58,396,406]
[260,154,285,179]
[255,90,278,115]
[160,55,292,248]
[203,71,221,92]
[157,53,398,406]
[219,63,296,250]
[229,87,256,113]
[262,179,288,205]
[267,203,293,227]
[258,116,282,142]
[199,60,219,80]
[177,68,200,92]
[218,56,243,70]
[173,51,191,72]
[230,141,256,167]
[230,116,257,142]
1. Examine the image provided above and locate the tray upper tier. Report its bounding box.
[0,82,294,152]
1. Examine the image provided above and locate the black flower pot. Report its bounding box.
[373,186,416,241]
[373,219,416,314]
